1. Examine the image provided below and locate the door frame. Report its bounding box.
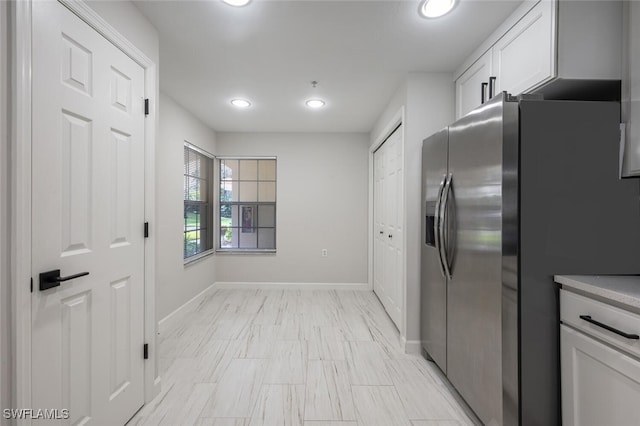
[11,0,159,418]
[368,106,406,340]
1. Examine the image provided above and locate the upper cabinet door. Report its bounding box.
[622,1,640,177]
[491,0,555,96]
[455,50,492,119]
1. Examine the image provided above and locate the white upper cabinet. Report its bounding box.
[491,0,554,97]
[455,1,552,119]
[455,0,623,119]
[455,50,492,119]
[622,1,640,177]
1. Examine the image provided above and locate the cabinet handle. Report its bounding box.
[579,315,640,340]
[481,82,488,104]
[489,76,496,99]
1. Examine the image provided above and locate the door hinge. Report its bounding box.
[144,99,150,116]
[143,343,149,360]
[144,222,149,238]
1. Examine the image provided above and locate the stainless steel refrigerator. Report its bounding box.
[420,93,640,426]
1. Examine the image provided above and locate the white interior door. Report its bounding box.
[31,1,146,424]
[373,125,403,329]
[373,143,386,309]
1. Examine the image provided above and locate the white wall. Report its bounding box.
[157,93,217,320]
[1,0,9,419]
[370,73,454,348]
[215,132,369,286]
[370,80,407,146]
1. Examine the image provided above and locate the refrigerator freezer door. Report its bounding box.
[446,95,516,426]
[420,128,449,373]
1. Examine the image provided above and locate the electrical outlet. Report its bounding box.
[321,249,328,257]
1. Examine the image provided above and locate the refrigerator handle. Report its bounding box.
[439,173,453,279]
[434,176,447,278]
[481,82,488,104]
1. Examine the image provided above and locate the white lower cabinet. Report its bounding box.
[561,291,640,426]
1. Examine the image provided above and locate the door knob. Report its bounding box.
[39,269,90,291]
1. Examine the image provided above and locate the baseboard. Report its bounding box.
[403,338,422,355]
[157,283,216,337]
[213,281,371,291]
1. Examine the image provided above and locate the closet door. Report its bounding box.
[373,125,403,330]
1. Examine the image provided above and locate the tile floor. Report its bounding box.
[128,289,478,426]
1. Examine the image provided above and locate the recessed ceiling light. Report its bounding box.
[419,0,457,18]
[305,99,325,108]
[222,0,251,7]
[231,98,251,108]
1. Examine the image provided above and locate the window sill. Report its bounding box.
[183,249,215,266]
[216,249,276,255]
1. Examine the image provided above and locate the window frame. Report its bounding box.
[183,142,215,264]
[216,156,277,254]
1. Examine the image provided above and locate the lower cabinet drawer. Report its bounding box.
[561,325,640,426]
[560,289,640,358]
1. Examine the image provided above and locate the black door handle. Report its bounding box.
[39,269,90,291]
[579,315,640,340]
[489,76,496,99]
[481,82,488,104]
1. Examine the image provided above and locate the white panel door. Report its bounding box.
[561,325,640,426]
[491,0,554,96]
[455,50,492,119]
[31,1,145,424]
[373,144,386,309]
[373,125,403,329]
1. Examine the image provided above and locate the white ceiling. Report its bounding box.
[134,0,523,133]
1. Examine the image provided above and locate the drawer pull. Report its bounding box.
[579,315,640,340]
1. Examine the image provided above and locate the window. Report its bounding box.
[219,158,276,251]
[184,144,214,260]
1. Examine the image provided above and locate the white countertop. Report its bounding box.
[555,275,640,310]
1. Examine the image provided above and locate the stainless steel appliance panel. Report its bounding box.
[445,96,514,426]
[500,97,520,426]
[420,128,449,372]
